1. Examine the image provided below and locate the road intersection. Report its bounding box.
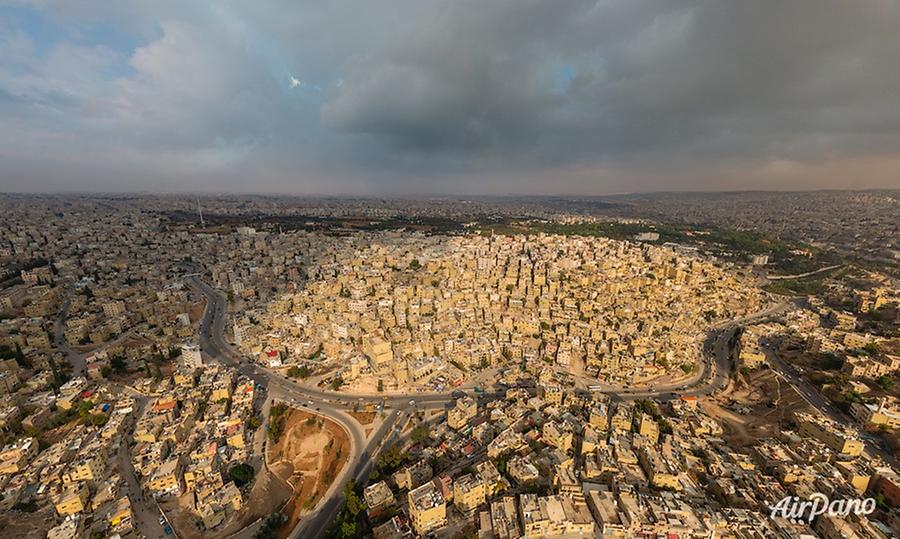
[185,276,801,539]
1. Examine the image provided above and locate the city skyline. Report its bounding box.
[3,1,900,194]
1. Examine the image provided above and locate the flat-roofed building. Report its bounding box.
[796,412,864,456]
[453,473,486,515]
[408,481,447,535]
[147,457,184,497]
[364,480,396,513]
[518,494,595,538]
[490,496,522,539]
[584,485,627,537]
[54,483,90,517]
[448,396,478,430]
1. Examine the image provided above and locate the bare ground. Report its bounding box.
[704,368,812,447]
[266,409,350,538]
[348,411,375,425]
[0,506,55,538]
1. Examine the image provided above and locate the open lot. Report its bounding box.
[266,408,351,538]
[704,367,811,447]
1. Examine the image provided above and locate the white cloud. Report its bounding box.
[289,76,302,89]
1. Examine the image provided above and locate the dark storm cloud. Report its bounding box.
[1,0,900,193]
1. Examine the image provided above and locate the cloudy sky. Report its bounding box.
[1,0,900,195]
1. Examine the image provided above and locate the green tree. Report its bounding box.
[253,512,286,539]
[344,481,366,516]
[77,399,95,418]
[14,343,30,369]
[339,521,357,538]
[267,403,289,442]
[409,259,421,270]
[110,356,127,372]
[229,463,255,487]
[411,423,431,444]
[331,376,344,391]
[82,413,108,427]
[376,444,405,472]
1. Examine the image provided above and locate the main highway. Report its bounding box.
[186,274,791,538]
[188,276,439,539]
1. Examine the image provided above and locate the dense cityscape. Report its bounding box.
[0,192,897,539]
[3,2,900,538]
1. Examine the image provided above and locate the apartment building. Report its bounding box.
[408,481,447,535]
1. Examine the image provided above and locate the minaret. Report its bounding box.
[197,196,205,227]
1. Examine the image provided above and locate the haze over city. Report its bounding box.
[1,3,900,539]
[2,0,900,194]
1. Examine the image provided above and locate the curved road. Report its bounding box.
[188,277,418,539]
[187,275,790,538]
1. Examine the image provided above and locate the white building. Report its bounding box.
[181,343,203,368]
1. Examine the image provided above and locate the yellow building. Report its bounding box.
[108,496,134,528]
[448,397,478,430]
[610,407,632,432]
[836,461,873,496]
[148,457,184,496]
[452,474,486,514]
[62,456,103,484]
[408,482,447,535]
[0,436,37,474]
[635,413,660,444]
[638,446,681,491]
[796,413,864,457]
[542,385,563,406]
[588,406,608,431]
[363,480,396,513]
[849,399,900,429]
[542,421,574,452]
[54,483,90,517]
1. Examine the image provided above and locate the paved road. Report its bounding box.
[187,275,792,538]
[762,343,898,468]
[118,397,170,539]
[53,289,86,377]
[767,264,842,281]
[188,277,418,539]
[612,302,793,402]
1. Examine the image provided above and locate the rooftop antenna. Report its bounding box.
[197,196,205,227]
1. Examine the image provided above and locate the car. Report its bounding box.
[159,517,167,526]
[409,400,416,406]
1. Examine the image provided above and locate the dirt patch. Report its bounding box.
[267,409,351,538]
[349,411,375,425]
[704,368,812,447]
[0,506,55,538]
[161,455,293,539]
[189,299,206,324]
